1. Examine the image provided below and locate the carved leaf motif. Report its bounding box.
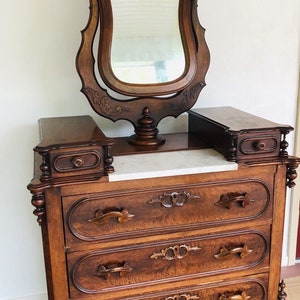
[151,244,201,260]
[148,191,200,208]
[85,87,129,115]
[179,83,204,110]
[163,294,200,300]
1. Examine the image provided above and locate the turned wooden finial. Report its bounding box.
[286,157,300,188]
[129,107,165,146]
[278,279,287,300]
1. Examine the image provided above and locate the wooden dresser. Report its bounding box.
[28,107,299,299]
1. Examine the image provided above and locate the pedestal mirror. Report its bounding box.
[76,0,210,145]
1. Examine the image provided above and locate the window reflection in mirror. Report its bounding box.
[110,0,185,84]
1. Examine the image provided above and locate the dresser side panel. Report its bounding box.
[43,188,69,300]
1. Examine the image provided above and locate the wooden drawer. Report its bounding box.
[238,134,280,157]
[63,178,272,246]
[141,273,268,300]
[68,226,269,298]
[32,116,113,181]
[49,147,104,178]
[188,107,291,162]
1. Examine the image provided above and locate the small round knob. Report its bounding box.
[254,140,265,151]
[72,157,84,168]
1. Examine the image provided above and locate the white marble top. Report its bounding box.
[109,148,238,182]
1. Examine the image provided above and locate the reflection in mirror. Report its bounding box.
[111,0,185,84]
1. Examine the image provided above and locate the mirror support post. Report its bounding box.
[129,107,165,146]
[76,0,210,147]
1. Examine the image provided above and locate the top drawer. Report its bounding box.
[63,177,272,247]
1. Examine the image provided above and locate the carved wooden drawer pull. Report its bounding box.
[219,291,251,300]
[163,294,200,300]
[253,140,266,151]
[93,262,133,280]
[214,244,253,260]
[151,244,201,260]
[214,192,254,209]
[71,156,84,168]
[148,191,200,208]
[88,208,134,225]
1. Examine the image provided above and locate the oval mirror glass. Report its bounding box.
[110,0,185,85]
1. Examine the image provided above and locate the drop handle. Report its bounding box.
[214,192,255,209]
[88,208,134,225]
[93,262,133,280]
[214,244,253,260]
[219,291,251,300]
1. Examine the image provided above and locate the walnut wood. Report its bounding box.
[68,226,269,297]
[219,291,251,300]
[27,110,298,299]
[63,174,272,246]
[88,208,135,225]
[189,106,294,162]
[190,107,292,131]
[32,116,114,182]
[214,244,253,260]
[35,115,112,150]
[76,0,210,145]
[110,132,208,156]
[138,275,268,300]
[42,189,69,299]
[26,0,299,296]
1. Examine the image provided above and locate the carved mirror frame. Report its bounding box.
[76,0,210,145]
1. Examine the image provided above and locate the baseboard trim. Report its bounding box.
[282,255,289,267]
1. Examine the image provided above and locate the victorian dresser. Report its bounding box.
[28,0,298,298]
[28,106,299,299]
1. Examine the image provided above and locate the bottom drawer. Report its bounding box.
[158,274,268,300]
[68,273,269,299]
[146,273,268,300]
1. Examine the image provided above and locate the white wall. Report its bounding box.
[0,0,299,299]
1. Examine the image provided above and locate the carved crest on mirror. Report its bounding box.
[76,0,210,145]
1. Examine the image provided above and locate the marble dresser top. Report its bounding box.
[109,148,238,182]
